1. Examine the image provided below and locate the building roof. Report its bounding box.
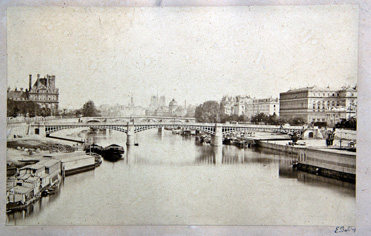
[11,186,33,194]
[20,163,45,171]
[19,173,31,180]
[42,159,61,168]
[286,86,338,93]
[7,90,28,100]
[23,176,39,183]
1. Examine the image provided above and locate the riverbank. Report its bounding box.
[257,139,356,183]
[7,125,99,175]
[6,134,101,212]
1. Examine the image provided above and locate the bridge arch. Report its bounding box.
[44,124,128,136]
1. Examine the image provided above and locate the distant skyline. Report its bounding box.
[7,6,358,109]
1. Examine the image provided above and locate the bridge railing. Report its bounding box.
[38,122,304,131]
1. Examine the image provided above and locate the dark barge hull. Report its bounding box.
[297,163,355,183]
[64,164,96,176]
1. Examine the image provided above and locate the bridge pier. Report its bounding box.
[126,146,133,164]
[211,124,223,147]
[126,122,135,146]
[158,127,164,133]
[213,146,223,165]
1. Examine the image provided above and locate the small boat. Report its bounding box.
[233,139,248,148]
[172,129,181,134]
[84,143,103,154]
[41,189,56,197]
[101,144,125,162]
[102,144,125,156]
[182,130,192,136]
[223,137,235,145]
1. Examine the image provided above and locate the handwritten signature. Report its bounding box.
[335,226,356,233]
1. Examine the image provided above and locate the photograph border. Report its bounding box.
[1,0,370,235]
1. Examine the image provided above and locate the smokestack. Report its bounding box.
[36,74,40,87]
[29,74,32,90]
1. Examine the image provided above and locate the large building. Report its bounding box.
[251,98,279,117]
[7,74,59,115]
[279,86,357,125]
[146,96,189,117]
[221,95,279,118]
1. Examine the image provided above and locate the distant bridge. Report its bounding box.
[29,122,304,146]
[82,116,195,123]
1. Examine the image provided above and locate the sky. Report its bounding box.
[7,5,358,109]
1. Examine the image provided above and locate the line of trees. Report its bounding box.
[7,99,101,118]
[250,113,306,126]
[194,100,306,125]
[62,100,101,118]
[335,117,356,130]
[7,99,53,117]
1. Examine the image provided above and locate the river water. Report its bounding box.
[6,129,355,225]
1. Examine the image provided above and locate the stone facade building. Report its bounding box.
[221,96,279,118]
[251,98,279,117]
[279,86,357,125]
[7,74,59,115]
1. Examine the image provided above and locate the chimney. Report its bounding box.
[36,74,40,87]
[29,74,32,90]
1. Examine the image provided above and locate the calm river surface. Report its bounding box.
[7,129,355,225]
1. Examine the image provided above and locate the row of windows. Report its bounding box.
[310,92,339,97]
[312,118,326,122]
[30,95,58,101]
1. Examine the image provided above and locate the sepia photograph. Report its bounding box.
[2,1,368,234]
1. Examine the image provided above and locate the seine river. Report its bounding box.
[7,129,355,226]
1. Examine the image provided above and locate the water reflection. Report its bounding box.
[157,131,164,141]
[279,160,298,179]
[297,171,355,196]
[6,180,63,225]
[126,145,133,164]
[7,128,355,225]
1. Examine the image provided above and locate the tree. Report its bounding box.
[75,109,82,117]
[289,117,306,126]
[195,101,222,123]
[81,100,100,117]
[335,117,356,130]
[7,99,40,117]
[251,113,268,124]
[7,99,18,117]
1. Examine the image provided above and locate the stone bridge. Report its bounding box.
[29,122,304,146]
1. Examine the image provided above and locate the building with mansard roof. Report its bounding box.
[7,74,59,115]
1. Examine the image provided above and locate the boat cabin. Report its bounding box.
[7,186,34,204]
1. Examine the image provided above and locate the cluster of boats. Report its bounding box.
[84,144,125,162]
[171,128,197,136]
[170,128,255,148]
[195,134,211,144]
[194,134,255,148]
[223,137,255,148]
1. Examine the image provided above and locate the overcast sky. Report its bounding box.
[7,5,358,109]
